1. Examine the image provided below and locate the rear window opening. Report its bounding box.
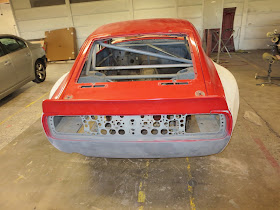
[49,114,225,137]
[78,36,195,83]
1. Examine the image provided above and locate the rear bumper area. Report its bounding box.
[47,136,231,158]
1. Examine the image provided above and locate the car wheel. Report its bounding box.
[33,60,46,83]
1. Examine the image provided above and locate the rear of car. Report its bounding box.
[42,19,238,158]
[42,98,232,158]
[0,34,46,100]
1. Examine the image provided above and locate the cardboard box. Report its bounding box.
[45,27,78,61]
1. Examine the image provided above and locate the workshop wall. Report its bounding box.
[11,0,72,40]
[9,0,280,50]
[71,0,131,48]
[240,0,280,50]
[0,3,18,35]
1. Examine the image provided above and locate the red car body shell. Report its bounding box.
[42,19,233,157]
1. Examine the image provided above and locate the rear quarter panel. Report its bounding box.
[27,42,46,79]
[214,62,239,128]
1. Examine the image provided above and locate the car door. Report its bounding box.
[0,37,33,83]
[0,44,17,94]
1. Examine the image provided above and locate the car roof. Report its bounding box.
[0,34,26,41]
[89,18,198,40]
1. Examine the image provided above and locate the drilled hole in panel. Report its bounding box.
[105,123,111,128]
[153,115,161,121]
[109,129,116,135]
[141,129,148,135]
[153,122,160,127]
[118,129,125,135]
[161,129,168,135]
[106,116,112,121]
[91,115,97,120]
[169,120,178,127]
[130,129,135,135]
[167,115,174,120]
[101,129,107,135]
[151,129,158,135]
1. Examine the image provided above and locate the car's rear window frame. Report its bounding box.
[76,34,198,84]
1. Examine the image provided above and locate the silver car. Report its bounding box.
[0,34,47,100]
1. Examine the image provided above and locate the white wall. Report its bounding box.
[241,0,280,50]
[11,0,72,40]
[9,0,280,50]
[0,3,18,35]
[71,0,132,48]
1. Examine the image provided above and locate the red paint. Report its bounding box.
[42,18,233,141]
[253,138,280,174]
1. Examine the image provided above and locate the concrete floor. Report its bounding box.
[0,51,279,209]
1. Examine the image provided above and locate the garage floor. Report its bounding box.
[0,51,279,210]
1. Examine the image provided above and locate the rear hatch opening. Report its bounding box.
[78,37,195,84]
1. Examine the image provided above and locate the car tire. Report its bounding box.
[33,60,46,83]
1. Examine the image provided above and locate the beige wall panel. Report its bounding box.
[20,31,45,40]
[14,5,68,21]
[73,11,131,27]
[75,25,101,39]
[247,13,280,27]
[248,0,280,13]
[11,0,31,10]
[178,0,203,6]
[17,17,72,33]
[224,0,244,3]
[244,26,280,39]
[203,0,224,29]
[77,38,87,49]
[71,0,129,16]
[0,3,18,35]
[241,38,271,50]
[184,17,203,29]
[234,15,242,27]
[232,16,242,49]
[178,6,202,19]
[134,8,177,19]
[133,0,175,10]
